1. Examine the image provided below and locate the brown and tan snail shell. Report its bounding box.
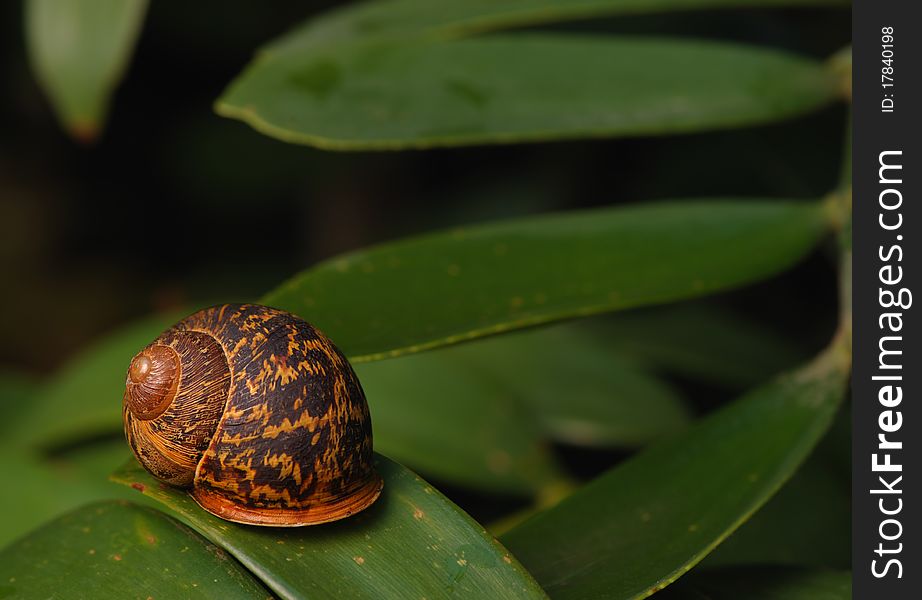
[122,303,382,526]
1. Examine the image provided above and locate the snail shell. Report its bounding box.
[122,304,382,526]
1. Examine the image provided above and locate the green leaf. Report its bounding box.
[0,440,133,548]
[266,0,850,54]
[17,311,184,448]
[661,566,851,599]
[264,200,830,362]
[0,450,110,548]
[500,340,849,599]
[595,304,807,389]
[364,321,688,493]
[0,501,272,599]
[447,324,690,447]
[112,455,548,600]
[703,410,850,568]
[25,0,148,141]
[218,35,839,150]
[358,353,564,494]
[701,453,850,569]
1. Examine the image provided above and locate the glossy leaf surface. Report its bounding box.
[264,200,829,361]
[447,325,689,447]
[0,501,272,599]
[0,439,133,548]
[25,0,148,140]
[112,455,547,599]
[219,36,839,149]
[501,341,849,599]
[363,322,689,492]
[703,411,850,568]
[357,353,564,494]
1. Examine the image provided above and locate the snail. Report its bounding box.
[122,303,383,526]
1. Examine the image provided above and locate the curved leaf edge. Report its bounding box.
[263,198,833,363]
[501,334,850,599]
[110,453,549,600]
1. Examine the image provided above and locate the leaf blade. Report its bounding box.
[702,411,850,568]
[25,0,148,140]
[219,35,839,150]
[0,501,272,599]
[112,455,548,600]
[447,324,690,447]
[358,353,565,494]
[500,341,849,599]
[263,199,830,362]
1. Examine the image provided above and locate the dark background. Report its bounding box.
[0,1,849,386]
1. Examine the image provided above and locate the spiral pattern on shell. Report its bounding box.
[122,304,382,526]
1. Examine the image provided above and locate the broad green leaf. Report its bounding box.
[661,566,851,599]
[112,455,548,600]
[25,0,148,141]
[703,409,850,568]
[218,35,840,150]
[17,311,184,448]
[0,450,110,548]
[500,339,849,599]
[448,325,689,447]
[0,439,133,548]
[701,451,850,569]
[358,354,565,494]
[264,200,830,362]
[365,323,687,492]
[596,304,807,389]
[266,0,850,55]
[0,501,272,599]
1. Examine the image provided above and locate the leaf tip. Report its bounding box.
[65,119,102,145]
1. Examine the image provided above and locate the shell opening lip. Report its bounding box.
[191,473,384,526]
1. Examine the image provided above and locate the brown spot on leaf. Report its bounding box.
[131,482,146,492]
